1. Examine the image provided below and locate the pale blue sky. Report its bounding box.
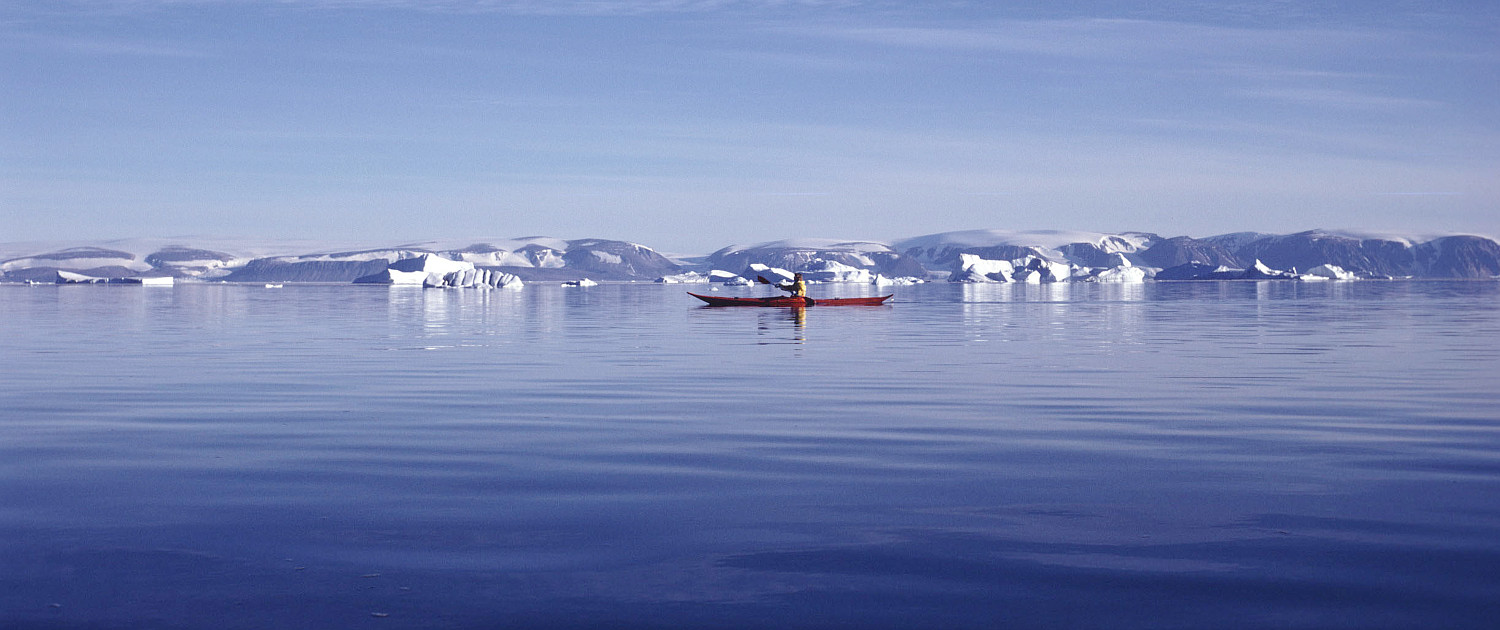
[2,0,1496,252]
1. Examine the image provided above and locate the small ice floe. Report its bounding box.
[562,278,598,287]
[264,283,283,288]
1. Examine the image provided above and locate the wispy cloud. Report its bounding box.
[1233,87,1444,110]
[0,31,207,57]
[778,18,1386,60]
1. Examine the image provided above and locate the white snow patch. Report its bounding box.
[719,239,894,254]
[897,229,1139,252]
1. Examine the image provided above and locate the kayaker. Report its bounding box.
[778,273,807,297]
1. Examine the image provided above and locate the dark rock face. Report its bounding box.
[1138,237,1241,268]
[1415,236,1500,278]
[1231,232,1414,277]
[144,247,236,266]
[900,244,1040,271]
[1058,242,1130,268]
[221,258,391,283]
[1154,262,1242,281]
[1,247,144,281]
[560,239,681,279]
[5,266,144,282]
[17,247,135,262]
[706,242,924,278]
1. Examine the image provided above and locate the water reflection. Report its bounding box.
[754,306,806,345]
[4,281,1500,629]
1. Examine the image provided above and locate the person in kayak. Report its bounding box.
[778,273,807,297]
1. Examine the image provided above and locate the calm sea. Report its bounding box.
[3,281,1498,629]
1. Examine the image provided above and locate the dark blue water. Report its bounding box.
[3,281,1499,629]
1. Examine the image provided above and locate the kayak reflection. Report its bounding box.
[755,305,806,345]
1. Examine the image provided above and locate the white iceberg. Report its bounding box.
[352,254,521,288]
[1088,266,1149,283]
[353,253,472,286]
[873,275,924,286]
[1302,264,1357,280]
[656,272,710,284]
[707,270,744,283]
[744,263,793,284]
[959,253,1013,277]
[427,268,523,289]
[55,271,172,285]
[801,260,873,283]
[562,278,598,287]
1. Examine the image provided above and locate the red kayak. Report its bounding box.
[688,292,893,307]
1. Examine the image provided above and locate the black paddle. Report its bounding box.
[757,276,814,306]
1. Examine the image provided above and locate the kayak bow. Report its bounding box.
[688,293,892,307]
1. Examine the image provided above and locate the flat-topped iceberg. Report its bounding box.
[1302,264,1358,280]
[55,271,172,285]
[353,254,522,289]
[656,272,710,284]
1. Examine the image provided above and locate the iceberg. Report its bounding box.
[707,270,744,283]
[1014,257,1073,283]
[562,278,598,287]
[1302,264,1357,280]
[743,263,793,284]
[55,271,172,285]
[954,254,1013,282]
[873,275,924,286]
[1086,266,1149,283]
[352,254,521,288]
[801,260,874,283]
[427,268,523,289]
[1243,259,1296,280]
[656,272,710,284]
